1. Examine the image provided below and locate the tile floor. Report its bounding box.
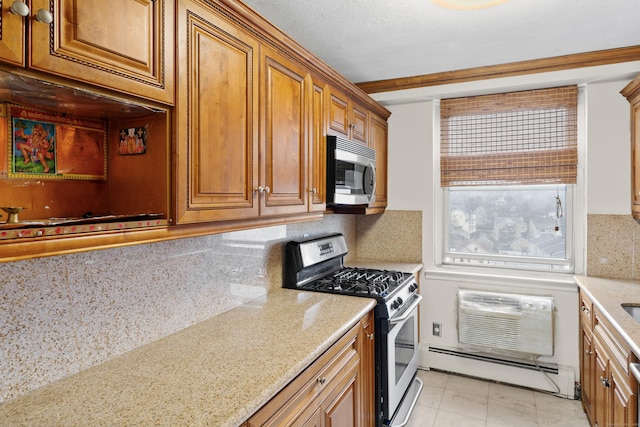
[406,369,590,427]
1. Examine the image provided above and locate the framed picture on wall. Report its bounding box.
[8,104,107,180]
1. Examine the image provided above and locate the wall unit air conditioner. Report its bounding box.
[458,289,554,356]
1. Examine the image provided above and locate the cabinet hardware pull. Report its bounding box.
[317,377,327,385]
[264,186,270,194]
[600,376,610,388]
[34,8,53,24]
[585,349,593,356]
[254,186,264,193]
[310,188,317,194]
[9,1,29,16]
[366,333,374,341]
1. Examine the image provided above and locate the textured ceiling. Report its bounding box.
[241,0,640,84]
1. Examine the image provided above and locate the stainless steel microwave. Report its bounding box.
[326,135,376,206]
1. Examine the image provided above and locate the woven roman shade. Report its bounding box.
[440,86,578,187]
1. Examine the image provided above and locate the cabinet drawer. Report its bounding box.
[580,291,593,327]
[247,321,360,426]
[595,310,633,375]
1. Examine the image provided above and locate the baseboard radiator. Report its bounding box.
[424,290,573,397]
[425,345,576,398]
[458,289,554,357]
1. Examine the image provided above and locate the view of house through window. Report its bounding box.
[439,86,578,272]
[444,185,572,271]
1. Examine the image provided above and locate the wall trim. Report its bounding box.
[356,45,640,94]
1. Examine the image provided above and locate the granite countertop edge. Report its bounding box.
[574,275,640,358]
[0,288,377,426]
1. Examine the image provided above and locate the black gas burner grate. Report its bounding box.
[305,268,409,297]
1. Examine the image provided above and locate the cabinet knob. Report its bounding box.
[34,8,53,24]
[366,332,374,341]
[585,349,593,356]
[310,188,317,194]
[600,375,610,388]
[317,377,327,385]
[9,1,29,17]
[264,186,270,194]
[254,186,264,194]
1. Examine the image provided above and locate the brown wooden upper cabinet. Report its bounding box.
[308,75,328,213]
[174,0,325,224]
[329,87,369,145]
[369,112,388,210]
[622,74,640,220]
[175,0,260,224]
[260,45,311,217]
[0,0,174,104]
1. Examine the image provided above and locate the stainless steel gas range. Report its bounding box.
[285,233,423,427]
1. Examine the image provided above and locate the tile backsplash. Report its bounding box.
[1,210,422,403]
[587,214,640,279]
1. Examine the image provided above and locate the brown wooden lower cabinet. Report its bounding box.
[245,311,374,427]
[579,290,637,427]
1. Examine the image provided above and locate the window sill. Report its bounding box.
[424,264,577,292]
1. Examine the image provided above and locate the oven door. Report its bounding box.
[385,294,422,421]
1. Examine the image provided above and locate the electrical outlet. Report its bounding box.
[432,322,442,337]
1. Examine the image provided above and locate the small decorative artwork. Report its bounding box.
[118,127,147,155]
[12,117,56,175]
[8,105,107,180]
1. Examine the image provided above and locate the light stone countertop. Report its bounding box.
[575,275,640,357]
[0,289,376,427]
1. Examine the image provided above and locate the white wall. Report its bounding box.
[382,74,636,396]
[586,80,632,214]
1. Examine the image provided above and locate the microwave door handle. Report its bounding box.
[369,160,377,203]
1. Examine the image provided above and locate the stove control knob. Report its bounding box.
[391,300,399,310]
[397,297,404,306]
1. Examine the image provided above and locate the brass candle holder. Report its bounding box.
[0,207,26,223]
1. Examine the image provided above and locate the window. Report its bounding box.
[439,86,578,272]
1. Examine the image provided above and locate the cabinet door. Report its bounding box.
[329,89,350,138]
[580,320,594,423]
[593,336,609,427]
[632,101,640,218]
[368,113,388,210]
[360,313,375,427]
[323,377,357,427]
[611,362,635,427]
[0,0,27,66]
[29,0,174,104]
[260,46,308,216]
[308,79,327,212]
[327,88,367,145]
[322,362,359,427]
[351,101,368,145]
[175,0,259,224]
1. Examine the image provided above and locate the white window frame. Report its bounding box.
[432,87,586,277]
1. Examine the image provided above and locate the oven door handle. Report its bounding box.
[390,294,422,325]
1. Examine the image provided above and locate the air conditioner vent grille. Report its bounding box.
[458,289,554,356]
